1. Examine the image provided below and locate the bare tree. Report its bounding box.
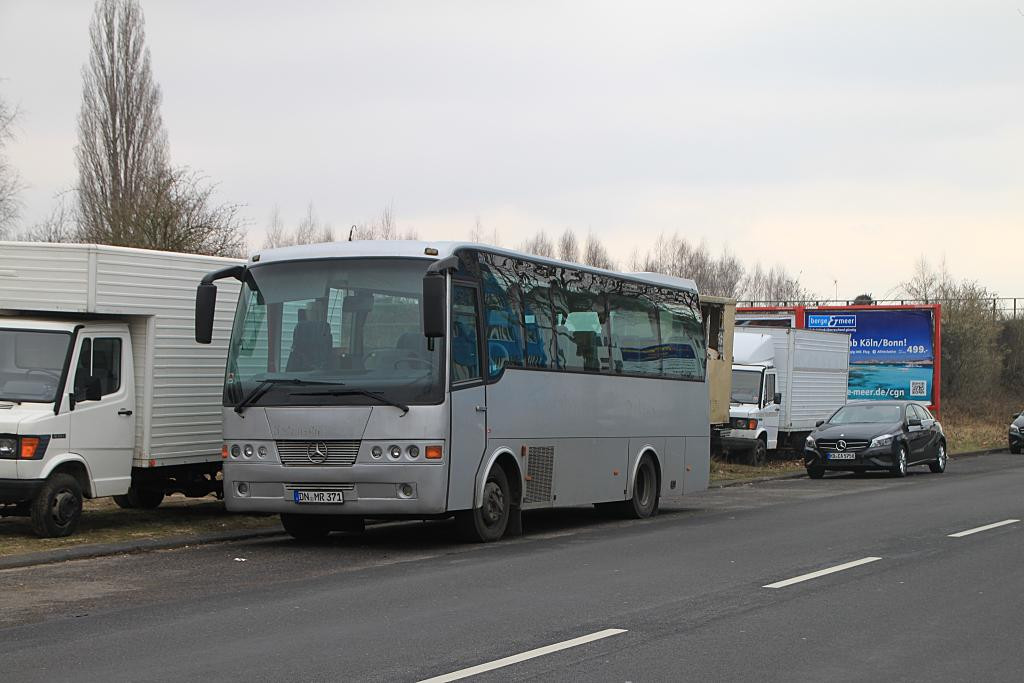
[520,230,556,258]
[582,231,614,270]
[0,91,21,237]
[75,0,244,255]
[17,193,78,243]
[558,228,579,263]
[262,206,287,248]
[740,263,812,303]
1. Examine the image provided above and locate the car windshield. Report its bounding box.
[828,404,902,424]
[224,258,442,409]
[0,329,71,403]
[731,369,762,404]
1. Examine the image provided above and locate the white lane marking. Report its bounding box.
[948,519,1020,538]
[763,557,882,589]
[418,628,628,683]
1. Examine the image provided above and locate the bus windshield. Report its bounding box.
[0,329,71,403]
[730,369,762,404]
[224,258,442,409]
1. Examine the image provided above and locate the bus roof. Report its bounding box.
[251,241,700,294]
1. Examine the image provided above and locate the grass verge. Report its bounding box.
[710,457,805,483]
[943,397,1016,455]
[0,495,279,559]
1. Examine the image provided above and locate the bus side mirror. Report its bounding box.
[195,283,217,344]
[422,274,447,339]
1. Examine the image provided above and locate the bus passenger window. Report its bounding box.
[451,285,481,382]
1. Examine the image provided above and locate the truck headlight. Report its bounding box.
[0,438,17,459]
[870,434,895,448]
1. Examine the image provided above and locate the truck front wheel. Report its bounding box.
[30,473,83,538]
[748,438,768,467]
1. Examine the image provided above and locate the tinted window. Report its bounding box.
[550,268,612,373]
[521,263,558,370]
[912,404,931,422]
[655,291,705,381]
[451,285,481,382]
[92,338,122,395]
[479,254,525,378]
[609,292,661,377]
[829,404,902,424]
[73,338,92,396]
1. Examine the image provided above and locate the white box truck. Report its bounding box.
[0,242,240,537]
[719,327,850,465]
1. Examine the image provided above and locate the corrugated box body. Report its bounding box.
[0,242,241,467]
[762,328,850,431]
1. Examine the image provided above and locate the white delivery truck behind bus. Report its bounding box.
[0,243,240,537]
[720,327,849,464]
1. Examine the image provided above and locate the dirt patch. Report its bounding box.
[0,494,279,558]
[710,457,805,483]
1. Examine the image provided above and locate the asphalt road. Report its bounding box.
[1,453,1022,682]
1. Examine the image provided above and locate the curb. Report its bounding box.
[709,471,807,489]
[0,527,285,571]
[949,447,1007,459]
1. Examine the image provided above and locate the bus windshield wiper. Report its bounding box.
[290,388,410,416]
[234,379,344,414]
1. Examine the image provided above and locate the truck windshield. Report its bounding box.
[730,369,762,404]
[0,329,71,403]
[224,258,442,409]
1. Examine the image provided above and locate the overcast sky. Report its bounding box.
[1,1,1021,299]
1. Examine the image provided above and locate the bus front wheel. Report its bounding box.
[457,466,511,543]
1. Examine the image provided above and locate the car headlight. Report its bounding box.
[805,435,816,448]
[1011,424,1020,434]
[870,434,895,448]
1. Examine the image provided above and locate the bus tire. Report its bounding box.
[281,513,332,541]
[457,466,511,542]
[621,455,659,519]
[30,473,83,538]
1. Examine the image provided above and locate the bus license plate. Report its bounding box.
[293,490,344,504]
[828,452,856,460]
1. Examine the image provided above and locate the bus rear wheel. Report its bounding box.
[621,455,659,519]
[457,466,511,543]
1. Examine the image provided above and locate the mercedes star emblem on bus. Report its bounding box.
[307,441,329,464]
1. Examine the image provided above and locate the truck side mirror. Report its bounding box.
[774,392,782,406]
[75,376,102,403]
[422,273,447,339]
[195,282,218,344]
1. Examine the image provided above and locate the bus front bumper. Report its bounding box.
[223,461,449,516]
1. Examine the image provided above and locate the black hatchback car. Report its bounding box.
[1010,411,1024,454]
[804,400,947,478]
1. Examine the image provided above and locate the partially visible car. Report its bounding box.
[1010,411,1024,454]
[803,400,947,479]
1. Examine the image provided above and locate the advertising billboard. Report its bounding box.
[736,304,941,412]
[805,309,935,402]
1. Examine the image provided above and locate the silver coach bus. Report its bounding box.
[195,242,710,542]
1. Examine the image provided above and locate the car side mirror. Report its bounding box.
[774,392,782,406]
[815,419,824,427]
[908,418,922,427]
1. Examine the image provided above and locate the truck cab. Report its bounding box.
[719,333,781,464]
[0,318,135,537]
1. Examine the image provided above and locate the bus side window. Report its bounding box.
[451,285,481,383]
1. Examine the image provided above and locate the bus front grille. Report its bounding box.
[525,446,555,503]
[276,440,361,466]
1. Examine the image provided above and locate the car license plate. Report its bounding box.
[293,490,344,504]
[828,452,856,460]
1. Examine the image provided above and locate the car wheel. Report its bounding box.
[806,466,825,479]
[929,442,947,473]
[30,473,83,538]
[1011,442,1022,455]
[891,445,908,478]
[456,466,511,542]
[748,439,768,467]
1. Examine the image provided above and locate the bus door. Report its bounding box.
[448,281,487,508]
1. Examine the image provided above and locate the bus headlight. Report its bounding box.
[257,445,268,459]
[407,445,420,459]
[230,444,242,458]
[243,444,255,458]
[388,445,402,460]
[371,445,383,459]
